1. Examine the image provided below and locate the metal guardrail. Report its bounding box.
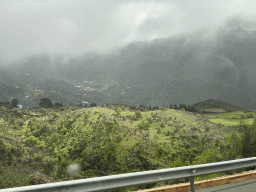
[1,157,256,192]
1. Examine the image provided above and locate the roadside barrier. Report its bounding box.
[1,157,256,192]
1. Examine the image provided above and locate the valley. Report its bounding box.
[1,19,256,110]
[1,3,256,192]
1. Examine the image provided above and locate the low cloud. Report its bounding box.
[0,0,256,64]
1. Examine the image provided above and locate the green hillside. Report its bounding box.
[0,102,256,192]
[192,99,248,113]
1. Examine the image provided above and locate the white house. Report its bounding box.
[17,105,23,109]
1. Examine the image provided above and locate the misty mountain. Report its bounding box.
[1,17,256,110]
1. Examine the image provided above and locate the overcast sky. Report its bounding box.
[1,0,256,64]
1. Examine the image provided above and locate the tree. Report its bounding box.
[39,98,53,108]
[241,123,256,158]
[187,105,196,112]
[179,104,188,111]
[90,103,95,108]
[11,99,19,107]
[54,102,62,108]
[115,107,123,116]
[134,110,142,120]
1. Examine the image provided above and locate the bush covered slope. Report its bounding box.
[1,104,256,191]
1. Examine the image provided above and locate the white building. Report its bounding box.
[17,105,23,109]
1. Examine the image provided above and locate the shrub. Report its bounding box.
[157,127,162,134]
[160,122,165,128]
[13,108,23,118]
[247,112,255,118]
[160,107,168,111]
[198,148,219,164]
[54,112,60,118]
[115,107,123,116]
[106,121,115,133]
[147,117,153,123]
[0,106,6,111]
[137,120,150,130]
[27,174,46,185]
[113,118,118,124]
[154,134,159,140]
[34,153,43,163]
[115,133,123,143]
[134,110,142,120]
[74,174,82,179]
[9,117,15,124]
[15,118,25,126]
[24,135,38,146]
[34,123,51,137]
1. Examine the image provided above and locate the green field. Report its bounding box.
[201,110,256,127]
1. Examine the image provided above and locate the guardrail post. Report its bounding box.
[189,169,196,192]
[190,177,195,192]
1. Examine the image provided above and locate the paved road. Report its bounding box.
[187,177,256,192]
[131,169,256,192]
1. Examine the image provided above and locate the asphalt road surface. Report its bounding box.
[187,177,256,192]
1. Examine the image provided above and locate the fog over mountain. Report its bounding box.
[1,1,256,110]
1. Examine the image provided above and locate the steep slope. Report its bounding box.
[0,67,26,102]
[1,17,256,110]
